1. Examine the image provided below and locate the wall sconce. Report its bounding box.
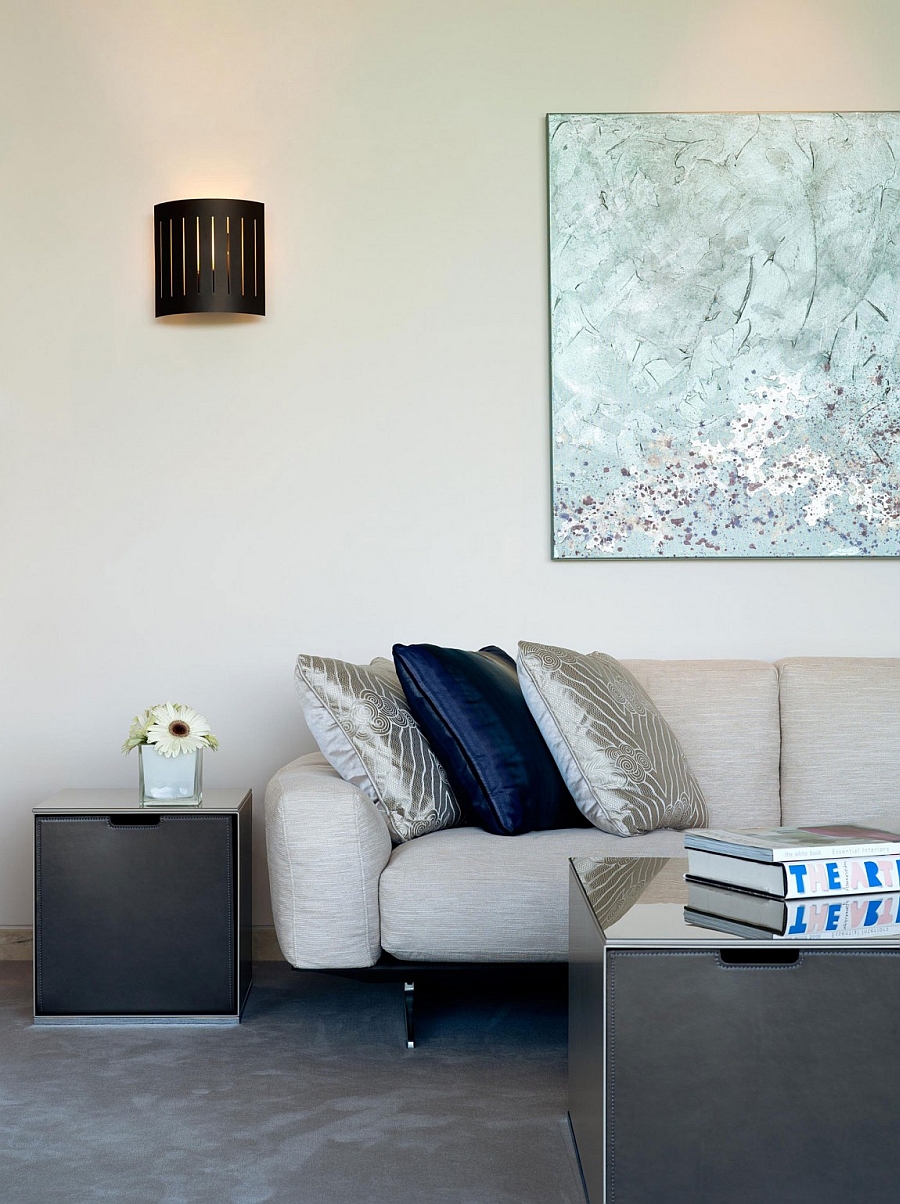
[154,198,265,317]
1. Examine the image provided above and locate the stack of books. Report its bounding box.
[683,823,900,940]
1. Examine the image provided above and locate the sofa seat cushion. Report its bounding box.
[778,658,900,827]
[378,825,689,962]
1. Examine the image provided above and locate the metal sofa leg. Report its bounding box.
[403,981,415,1049]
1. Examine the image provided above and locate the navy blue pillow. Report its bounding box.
[392,643,583,836]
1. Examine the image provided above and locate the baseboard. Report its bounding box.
[251,926,286,961]
[0,926,286,962]
[0,929,31,961]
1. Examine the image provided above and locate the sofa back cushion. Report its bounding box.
[778,658,900,828]
[621,660,781,829]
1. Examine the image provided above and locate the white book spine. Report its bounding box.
[784,856,900,898]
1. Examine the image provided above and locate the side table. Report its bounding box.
[34,788,252,1024]
[569,855,900,1204]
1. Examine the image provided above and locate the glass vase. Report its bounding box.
[139,745,203,805]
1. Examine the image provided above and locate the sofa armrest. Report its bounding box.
[265,752,393,968]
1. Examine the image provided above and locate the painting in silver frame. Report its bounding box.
[549,112,900,558]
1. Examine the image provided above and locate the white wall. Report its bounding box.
[2,0,899,926]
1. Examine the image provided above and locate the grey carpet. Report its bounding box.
[0,962,587,1204]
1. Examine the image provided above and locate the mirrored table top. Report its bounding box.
[572,857,900,947]
[34,788,251,814]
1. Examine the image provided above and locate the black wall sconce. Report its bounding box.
[154,198,265,317]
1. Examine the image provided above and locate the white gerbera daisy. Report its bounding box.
[121,708,155,754]
[146,703,214,758]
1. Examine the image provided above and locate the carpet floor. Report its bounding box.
[0,962,587,1204]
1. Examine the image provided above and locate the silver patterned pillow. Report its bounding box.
[517,642,708,836]
[295,654,461,843]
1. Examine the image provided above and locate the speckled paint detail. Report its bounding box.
[549,113,900,558]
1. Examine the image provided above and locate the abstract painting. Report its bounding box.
[549,112,900,558]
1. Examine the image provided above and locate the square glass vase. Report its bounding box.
[139,745,203,806]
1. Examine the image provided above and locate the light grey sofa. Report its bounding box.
[265,657,900,970]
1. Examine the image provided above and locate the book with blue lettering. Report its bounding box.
[685,880,900,940]
[686,847,900,898]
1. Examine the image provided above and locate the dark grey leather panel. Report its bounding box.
[607,948,900,1204]
[35,814,236,1016]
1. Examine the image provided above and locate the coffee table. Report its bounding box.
[569,856,900,1204]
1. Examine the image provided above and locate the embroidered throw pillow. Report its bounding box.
[294,654,461,843]
[516,642,708,836]
[392,643,583,836]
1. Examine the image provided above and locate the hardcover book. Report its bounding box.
[686,848,900,899]
[684,824,900,863]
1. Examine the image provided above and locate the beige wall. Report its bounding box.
[1,0,899,925]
